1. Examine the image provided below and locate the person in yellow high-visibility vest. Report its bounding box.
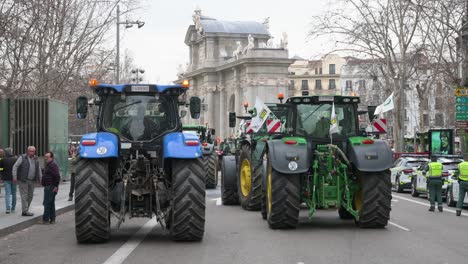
[424,156,444,212]
[456,158,468,216]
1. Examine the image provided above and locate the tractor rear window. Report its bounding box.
[443,162,460,171]
[295,103,357,138]
[102,95,177,141]
[407,161,426,168]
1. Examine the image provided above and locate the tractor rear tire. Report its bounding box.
[261,160,267,220]
[238,144,262,211]
[74,158,110,243]
[266,154,301,229]
[205,152,218,189]
[221,156,239,205]
[356,170,392,228]
[170,158,206,241]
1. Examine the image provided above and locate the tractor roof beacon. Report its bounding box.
[74,80,206,243]
[261,94,393,229]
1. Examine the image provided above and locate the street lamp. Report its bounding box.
[116,5,144,84]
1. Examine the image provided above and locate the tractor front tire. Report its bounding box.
[205,152,218,189]
[75,158,110,243]
[238,144,262,211]
[355,170,392,228]
[170,158,206,241]
[266,154,301,229]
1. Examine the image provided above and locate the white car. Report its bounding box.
[446,175,468,207]
[411,157,463,199]
[390,156,429,193]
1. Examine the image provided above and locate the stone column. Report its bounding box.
[207,89,214,128]
[219,89,226,138]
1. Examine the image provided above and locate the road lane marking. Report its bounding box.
[392,194,468,216]
[388,221,410,232]
[211,197,222,205]
[103,218,158,264]
[391,199,399,202]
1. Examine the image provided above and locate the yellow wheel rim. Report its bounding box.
[267,161,272,217]
[240,159,252,197]
[354,190,363,212]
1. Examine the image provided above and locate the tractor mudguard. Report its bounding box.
[223,155,238,189]
[266,139,311,174]
[347,140,393,172]
[79,132,119,158]
[163,132,202,159]
[201,143,214,155]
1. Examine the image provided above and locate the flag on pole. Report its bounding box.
[374,92,394,116]
[250,97,271,132]
[330,102,339,134]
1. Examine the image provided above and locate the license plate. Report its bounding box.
[318,96,334,102]
[131,85,149,92]
[121,142,132,149]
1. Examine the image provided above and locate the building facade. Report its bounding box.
[179,10,293,139]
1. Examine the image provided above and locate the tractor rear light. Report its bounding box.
[202,142,208,147]
[284,140,297,145]
[81,139,96,146]
[185,140,199,146]
[403,169,413,174]
[362,139,374,144]
[181,80,189,88]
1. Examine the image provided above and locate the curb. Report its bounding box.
[0,204,74,238]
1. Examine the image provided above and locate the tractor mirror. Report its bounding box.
[229,112,236,128]
[76,96,88,119]
[189,97,201,119]
[180,110,187,118]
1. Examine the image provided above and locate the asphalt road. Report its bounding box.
[1,185,468,264]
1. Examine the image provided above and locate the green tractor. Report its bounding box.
[221,99,290,210]
[261,95,392,228]
[182,125,218,189]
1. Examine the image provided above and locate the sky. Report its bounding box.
[119,0,332,83]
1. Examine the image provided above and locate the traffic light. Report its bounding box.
[229,112,236,128]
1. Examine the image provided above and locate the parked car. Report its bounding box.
[390,155,429,193]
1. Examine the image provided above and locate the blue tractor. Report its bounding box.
[74,80,205,243]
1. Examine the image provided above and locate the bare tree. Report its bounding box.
[310,0,447,151]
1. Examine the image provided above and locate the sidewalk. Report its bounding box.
[0,181,74,237]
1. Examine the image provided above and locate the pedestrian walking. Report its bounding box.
[0,148,18,213]
[68,154,77,201]
[12,146,42,216]
[425,156,444,212]
[456,157,468,216]
[40,151,60,224]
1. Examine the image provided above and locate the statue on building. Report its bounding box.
[267,36,275,48]
[176,64,185,79]
[243,34,255,54]
[193,8,203,33]
[280,32,288,49]
[259,41,267,48]
[263,17,270,31]
[232,41,243,60]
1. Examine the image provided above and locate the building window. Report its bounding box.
[329,79,336,90]
[288,80,295,97]
[435,113,444,127]
[423,114,429,127]
[404,109,408,121]
[315,68,318,75]
[329,64,336,74]
[345,80,353,91]
[435,97,443,109]
[315,80,322,90]
[319,68,322,74]
[358,80,366,89]
[301,80,309,90]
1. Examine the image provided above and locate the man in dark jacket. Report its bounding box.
[13,146,42,216]
[0,148,18,213]
[40,151,61,224]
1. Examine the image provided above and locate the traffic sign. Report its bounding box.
[456,105,468,112]
[456,113,468,120]
[456,121,468,128]
[456,88,468,97]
